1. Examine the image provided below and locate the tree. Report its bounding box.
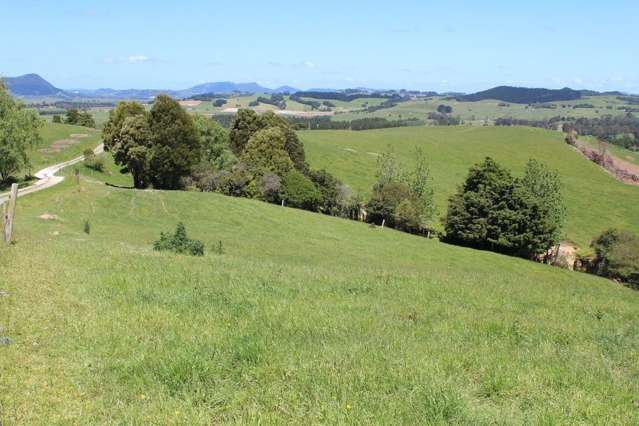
[65,108,80,125]
[403,147,436,229]
[591,229,639,287]
[394,199,421,232]
[102,101,150,188]
[52,115,62,123]
[117,115,152,188]
[147,95,201,189]
[240,127,293,177]
[444,157,525,254]
[229,109,261,155]
[192,114,235,170]
[521,159,565,245]
[367,147,435,232]
[258,111,307,171]
[102,101,147,152]
[367,182,412,227]
[307,169,341,214]
[281,169,322,210]
[0,82,42,181]
[229,109,306,170]
[444,157,565,259]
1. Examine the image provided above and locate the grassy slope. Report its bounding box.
[300,125,639,248]
[1,162,638,424]
[334,96,634,123]
[29,122,101,171]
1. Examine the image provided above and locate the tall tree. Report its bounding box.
[192,114,235,170]
[0,81,42,181]
[102,101,149,187]
[229,109,261,155]
[240,127,293,177]
[147,95,201,189]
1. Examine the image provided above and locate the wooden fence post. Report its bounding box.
[3,183,18,244]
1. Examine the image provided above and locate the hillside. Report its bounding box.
[2,73,67,97]
[300,125,639,247]
[461,86,582,104]
[1,158,638,424]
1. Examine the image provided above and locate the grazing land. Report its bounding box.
[300,125,639,248]
[1,156,638,424]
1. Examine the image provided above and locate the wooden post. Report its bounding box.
[3,183,18,244]
[381,219,385,229]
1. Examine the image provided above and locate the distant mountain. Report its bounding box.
[2,73,68,97]
[273,85,300,94]
[461,86,582,104]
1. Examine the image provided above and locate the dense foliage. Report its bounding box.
[65,108,96,128]
[444,157,565,259]
[0,82,42,181]
[103,96,201,189]
[563,114,639,150]
[589,229,639,287]
[285,116,423,131]
[153,222,204,256]
[366,148,436,234]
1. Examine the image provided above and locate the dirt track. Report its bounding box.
[0,144,104,206]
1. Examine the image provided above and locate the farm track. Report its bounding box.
[0,144,104,206]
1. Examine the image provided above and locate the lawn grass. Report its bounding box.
[300,125,639,248]
[1,162,638,424]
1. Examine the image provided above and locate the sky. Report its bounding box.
[1,0,638,92]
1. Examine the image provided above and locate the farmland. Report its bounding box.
[1,155,638,424]
[300,125,639,248]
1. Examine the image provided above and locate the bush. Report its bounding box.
[83,149,105,172]
[367,182,411,227]
[281,170,322,210]
[153,223,204,256]
[591,229,639,287]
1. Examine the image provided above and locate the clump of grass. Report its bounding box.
[83,219,91,235]
[153,223,204,256]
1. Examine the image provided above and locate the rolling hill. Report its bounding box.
[461,86,583,103]
[300,125,639,248]
[1,150,638,423]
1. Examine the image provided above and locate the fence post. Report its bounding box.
[3,183,18,244]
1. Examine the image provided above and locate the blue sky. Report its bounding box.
[1,0,637,92]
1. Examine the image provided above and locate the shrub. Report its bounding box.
[153,223,204,256]
[591,229,639,287]
[83,149,105,172]
[281,169,322,210]
[367,182,411,227]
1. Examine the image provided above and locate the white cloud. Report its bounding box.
[303,61,316,69]
[128,55,151,64]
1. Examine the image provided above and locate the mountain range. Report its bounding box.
[1,74,633,102]
[2,74,300,99]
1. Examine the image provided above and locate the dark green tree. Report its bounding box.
[229,109,261,155]
[444,157,565,259]
[147,95,201,189]
[281,169,322,210]
[102,101,150,187]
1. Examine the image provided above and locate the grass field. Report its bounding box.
[2,123,101,187]
[300,125,639,248]
[1,157,638,424]
[334,96,636,124]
